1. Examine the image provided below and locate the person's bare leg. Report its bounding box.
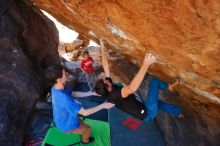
[81,126,91,143]
[66,120,92,143]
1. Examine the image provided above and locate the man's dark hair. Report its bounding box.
[45,65,64,84]
[95,79,108,97]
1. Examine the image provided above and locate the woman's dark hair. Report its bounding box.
[95,79,108,97]
[45,65,64,84]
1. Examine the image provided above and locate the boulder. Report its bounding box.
[0,0,60,145]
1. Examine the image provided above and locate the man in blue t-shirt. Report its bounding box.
[46,65,114,144]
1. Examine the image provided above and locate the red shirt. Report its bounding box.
[80,56,94,73]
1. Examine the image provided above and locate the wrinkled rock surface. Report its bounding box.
[31,0,220,105]
[60,34,89,53]
[58,34,91,61]
[0,0,60,145]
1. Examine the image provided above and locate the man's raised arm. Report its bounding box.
[99,38,111,77]
[121,53,156,98]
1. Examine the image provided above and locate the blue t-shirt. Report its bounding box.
[51,86,81,132]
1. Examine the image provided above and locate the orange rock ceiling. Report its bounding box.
[31,0,220,105]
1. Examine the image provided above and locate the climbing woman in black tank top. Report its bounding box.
[95,38,184,121]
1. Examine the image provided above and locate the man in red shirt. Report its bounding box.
[81,50,96,91]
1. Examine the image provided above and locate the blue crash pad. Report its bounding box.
[109,107,164,146]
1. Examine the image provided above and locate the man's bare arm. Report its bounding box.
[78,102,115,116]
[72,91,100,98]
[121,53,156,98]
[99,38,111,77]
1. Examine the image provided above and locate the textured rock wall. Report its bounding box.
[31,0,220,105]
[0,0,60,145]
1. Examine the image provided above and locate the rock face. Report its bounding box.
[0,0,60,145]
[31,0,220,105]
